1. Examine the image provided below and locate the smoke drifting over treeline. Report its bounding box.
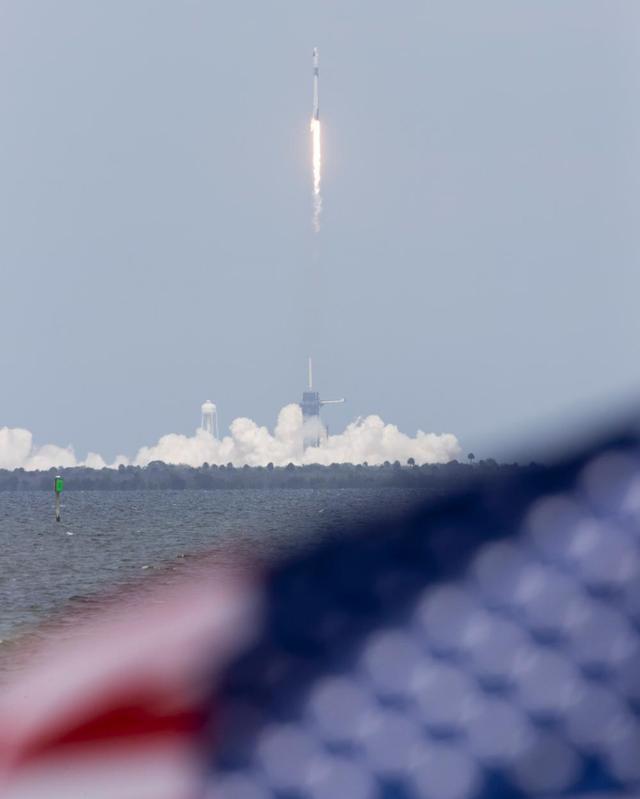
[0,405,460,471]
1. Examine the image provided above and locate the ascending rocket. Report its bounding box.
[312,47,319,121]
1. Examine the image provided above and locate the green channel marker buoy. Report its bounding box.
[54,475,64,522]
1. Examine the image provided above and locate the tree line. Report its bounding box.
[0,458,543,492]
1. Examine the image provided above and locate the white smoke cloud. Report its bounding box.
[133,404,460,467]
[0,405,461,471]
[0,426,108,471]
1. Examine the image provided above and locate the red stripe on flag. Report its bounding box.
[11,690,209,766]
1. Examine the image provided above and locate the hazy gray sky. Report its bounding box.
[0,0,638,460]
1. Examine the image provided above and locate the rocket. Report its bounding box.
[312,47,319,121]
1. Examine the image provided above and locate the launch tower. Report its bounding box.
[300,358,344,447]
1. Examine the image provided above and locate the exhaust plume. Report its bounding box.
[311,118,322,233]
[0,407,460,470]
[0,427,108,471]
[311,47,322,232]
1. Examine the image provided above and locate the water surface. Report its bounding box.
[1,488,425,645]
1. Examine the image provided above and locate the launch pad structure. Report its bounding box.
[300,358,344,447]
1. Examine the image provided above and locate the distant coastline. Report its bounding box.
[0,459,542,491]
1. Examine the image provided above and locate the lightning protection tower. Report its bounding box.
[201,400,219,439]
[300,357,344,447]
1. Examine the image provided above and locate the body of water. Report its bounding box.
[1,489,425,647]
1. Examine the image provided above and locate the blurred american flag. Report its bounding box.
[1,427,640,798]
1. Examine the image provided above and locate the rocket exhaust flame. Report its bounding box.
[311,48,322,233]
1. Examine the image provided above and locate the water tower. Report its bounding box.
[201,400,219,438]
